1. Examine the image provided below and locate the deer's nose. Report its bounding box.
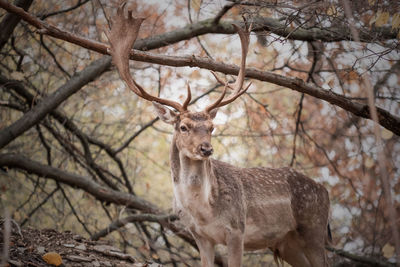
[198,142,213,157]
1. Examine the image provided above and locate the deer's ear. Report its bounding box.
[209,108,218,119]
[152,102,178,124]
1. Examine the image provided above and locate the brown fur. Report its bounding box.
[153,106,331,267]
[105,6,330,266]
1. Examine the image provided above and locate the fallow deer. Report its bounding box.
[106,4,331,267]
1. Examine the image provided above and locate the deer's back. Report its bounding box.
[211,160,330,249]
[241,165,329,223]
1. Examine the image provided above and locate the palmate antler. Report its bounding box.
[106,2,190,113]
[106,2,250,114]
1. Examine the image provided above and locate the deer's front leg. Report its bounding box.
[226,229,244,267]
[192,232,215,267]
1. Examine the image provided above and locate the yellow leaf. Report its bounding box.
[42,252,62,266]
[368,0,376,5]
[190,0,201,12]
[382,243,395,259]
[392,13,400,29]
[327,5,337,17]
[364,157,374,169]
[375,11,390,27]
[381,128,393,140]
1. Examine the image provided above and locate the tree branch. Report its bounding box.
[91,214,178,241]
[327,247,395,267]
[0,1,396,55]
[39,0,91,20]
[0,153,199,254]
[0,56,111,149]
[1,0,399,137]
[0,0,33,50]
[0,153,159,213]
[20,186,59,227]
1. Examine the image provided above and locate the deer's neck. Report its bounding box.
[170,137,181,183]
[170,136,216,192]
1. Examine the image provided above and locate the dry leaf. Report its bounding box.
[327,5,337,17]
[382,243,395,259]
[190,0,201,12]
[392,13,400,30]
[381,128,393,140]
[375,11,390,27]
[348,70,359,81]
[189,69,201,79]
[364,157,375,169]
[42,252,62,266]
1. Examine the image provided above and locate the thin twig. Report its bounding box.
[91,213,178,241]
[39,0,91,20]
[20,187,59,227]
[342,1,400,264]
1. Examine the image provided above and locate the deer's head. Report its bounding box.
[106,3,250,161]
[153,102,218,160]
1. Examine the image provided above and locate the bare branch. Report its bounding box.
[0,56,111,149]
[39,0,90,20]
[0,153,200,255]
[0,153,159,213]
[91,214,178,241]
[0,0,33,50]
[0,1,399,137]
[342,0,400,262]
[327,247,395,267]
[20,187,59,227]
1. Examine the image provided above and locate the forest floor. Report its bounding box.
[2,224,160,267]
[1,222,394,267]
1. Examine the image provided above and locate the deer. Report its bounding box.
[106,3,331,267]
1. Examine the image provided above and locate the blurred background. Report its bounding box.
[0,0,399,266]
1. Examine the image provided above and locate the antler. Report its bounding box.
[205,23,252,113]
[106,2,190,113]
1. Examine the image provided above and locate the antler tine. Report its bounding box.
[182,83,192,111]
[205,22,251,112]
[205,84,228,113]
[106,2,187,112]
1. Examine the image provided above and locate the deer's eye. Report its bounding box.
[180,125,188,132]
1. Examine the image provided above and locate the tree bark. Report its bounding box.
[0,0,33,50]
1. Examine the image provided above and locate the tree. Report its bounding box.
[0,0,399,266]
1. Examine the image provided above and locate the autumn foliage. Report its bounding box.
[0,0,399,266]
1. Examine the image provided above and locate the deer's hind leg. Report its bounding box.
[301,227,329,267]
[276,231,310,267]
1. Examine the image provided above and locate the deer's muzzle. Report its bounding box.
[198,142,213,157]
